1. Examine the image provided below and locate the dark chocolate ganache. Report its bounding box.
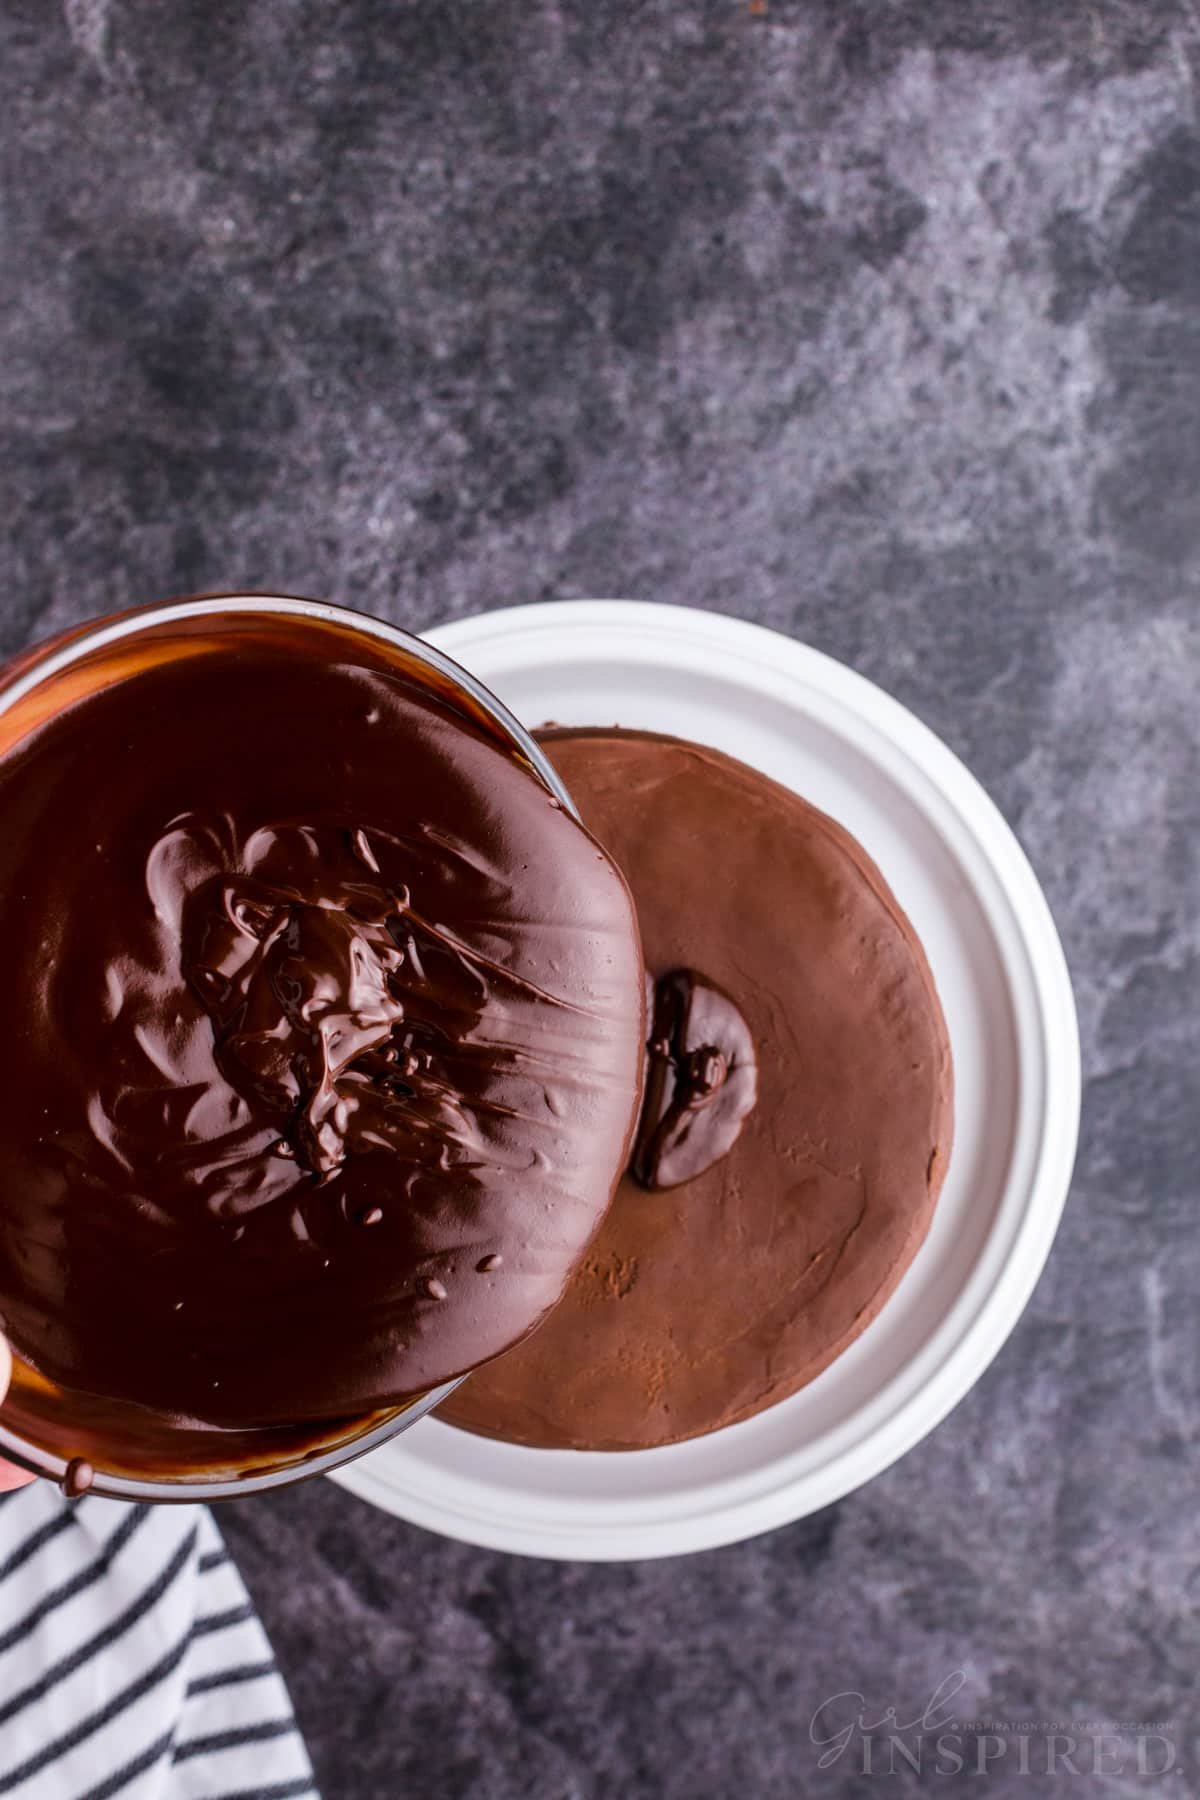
[0,612,644,1435]
[632,970,757,1190]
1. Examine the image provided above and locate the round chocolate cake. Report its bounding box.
[439,728,953,1450]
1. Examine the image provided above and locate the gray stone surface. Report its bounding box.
[1,2,1197,1794]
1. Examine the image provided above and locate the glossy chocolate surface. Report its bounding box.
[441,728,953,1451]
[0,614,645,1441]
[632,970,758,1190]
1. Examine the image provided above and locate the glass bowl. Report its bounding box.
[0,593,575,1501]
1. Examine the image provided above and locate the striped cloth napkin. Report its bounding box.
[0,1483,318,1799]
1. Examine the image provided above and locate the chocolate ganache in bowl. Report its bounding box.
[0,598,645,1495]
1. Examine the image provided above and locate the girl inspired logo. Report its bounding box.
[809,1673,1177,1779]
[809,1671,966,1770]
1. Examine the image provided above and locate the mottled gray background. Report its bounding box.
[1,1,1197,1795]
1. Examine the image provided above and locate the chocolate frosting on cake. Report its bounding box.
[439,728,953,1451]
[0,615,645,1437]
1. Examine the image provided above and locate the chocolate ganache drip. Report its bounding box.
[632,969,758,1190]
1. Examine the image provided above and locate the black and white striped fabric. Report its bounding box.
[0,1484,318,1799]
